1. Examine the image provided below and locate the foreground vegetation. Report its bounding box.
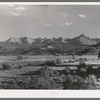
[0,63,99,89]
[0,57,99,89]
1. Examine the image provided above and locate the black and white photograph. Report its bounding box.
[0,3,100,90]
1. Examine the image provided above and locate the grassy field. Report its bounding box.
[0,55,98,89]
[0,55,98,76]
[0,55,98,63]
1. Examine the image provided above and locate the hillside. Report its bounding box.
[78,47,99,55]
[0,34,99,55]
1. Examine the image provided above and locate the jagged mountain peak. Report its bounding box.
[6,37,21,43]
[20,37,35,44]
[0,34,100,55]
[71,34,97,45]
[79,34,87,38]
[51,37,67,43]
[74,34,88,39]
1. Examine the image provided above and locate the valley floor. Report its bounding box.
[0,55,99,89]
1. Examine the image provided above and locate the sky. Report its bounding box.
[0,5,100,40]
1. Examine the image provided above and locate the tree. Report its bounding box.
[56,58,62,64]
[63,75,97,89]
[98,51,100,58]
[72,52,75,59]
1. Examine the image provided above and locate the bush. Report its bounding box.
[61,67,71,75]
[56,58,62,64]
[0,74,97,89]
[45,60,56,66]
[2,63,11,70]
[77,68,87,77]
[98,51,100,58]
[1,76,31,89]
[14,64,24,69]
[0,76,60,89]
[78,59,87,68]
[63,75,97,90]
[17,55,23,60]
[39,65,59,78]
[17,65,23,69]
[26,63,34,66]
[77,59,87,77]
[33,76,59,89]
[86,66,93,74]
[84,58,87,61]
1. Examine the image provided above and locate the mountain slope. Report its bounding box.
[20,37,35,44]
[68,34,97,46]
[78,47,99,55]
[6,37,21,44]
[0,34,99,55]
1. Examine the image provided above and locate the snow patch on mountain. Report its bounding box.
[6,37,21,43]
[20,37,35,44]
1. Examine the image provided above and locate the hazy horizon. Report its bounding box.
[0,5,100,41]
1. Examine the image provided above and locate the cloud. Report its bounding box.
[78,14,86,18]
[0,5,10,10]
[15,6,26,10]
[0,5,29,16]
[59,22,72,27]
[10,11,20,16]
[59,12,69,17]
[7,5,15,7]
[44,23,51,26]
[0,5,15,10]
[65,22,72,26]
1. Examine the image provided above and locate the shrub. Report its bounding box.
[56,58,62,64]
[78,59,87,68]
[84,58,87,61]
[17,65,23,69]
[61,67,71,75]
[1,77,31,89]
[0,76,59,89]
[98,51,100,58]
[45,60,56,66]
[17,55,23,60]
[77,59,87,77]
[63,75,97,90]
[39,65,59,78]
[32,76,59,89]
[2,62,11,70]
[26,63,34,66]
[86,66,93,74]
[77,68,87,77]
[14,63,24,69]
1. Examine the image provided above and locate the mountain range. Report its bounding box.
[0,34,100,55]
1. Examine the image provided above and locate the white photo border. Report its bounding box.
[0,2,99,98]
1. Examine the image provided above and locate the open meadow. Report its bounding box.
[0,55,98,89]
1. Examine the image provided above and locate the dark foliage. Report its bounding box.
[98,51,100,58]
[63,75,97,90]
[0,75,60,89]
[60,67,71,75]
[56,58,62,64]
[45,60,56,66]
[39,65,59,78]
[2,63,11,70]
